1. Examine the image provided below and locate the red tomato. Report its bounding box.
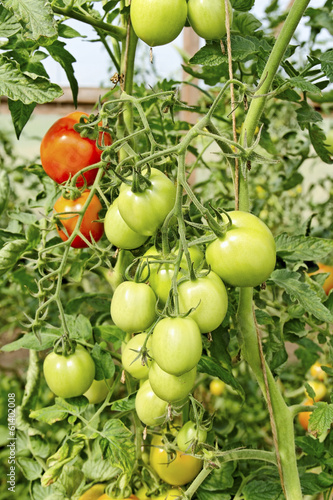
[54,190,104,248]
[40,111,111,187]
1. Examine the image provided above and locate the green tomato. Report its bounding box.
[43,345,95,399]
[152,317,202,375]
[104,198,148,250]
[130,0,188,47]
[117,168,176,236]
[325,129,333,155]
[176,421,207,452]
[188,0,233,40]
[83,378,112,404]
[178,271,228,333]
[205,211,276,287]
[122,333,152,379]
[149,361,196,403]
[111,281,157,333]
[135,379,168,427]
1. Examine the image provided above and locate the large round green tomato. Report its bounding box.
[122,333,152,379]
[149,361,196,403]
[205,211,276,287]
[43,345,95,398]
[83,378,112,404]
[135,379,168,427]
[110,281,157,333]
[188,0,233,40]
[117,169,176,236]
[104,198,148,250]
[150,435,202,486]
[152,317,202,375]
[176,421,207,452]
[130,0,188,47]
[178,271,228,333]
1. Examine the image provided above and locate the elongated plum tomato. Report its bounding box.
[40,111,111,187]
[152,317,202,376]
[78,484,105,500]
[130,0,187,47]
[135,379,168,427]
[178,271,228,333]
[104,198,148,250]
[188,0,233,40]
[122,333,152,379]
[117,168,176,236]
[83,378,113,404]
[205,211,276,287]
[43,345,95,399]
[110,281,157,334]
[149,361,196,403]
[150,435,202,486]
[54,190,104,248]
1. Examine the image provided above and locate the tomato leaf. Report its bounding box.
[275,233,333,262]
[320,50,333,82]
[91,343,115,381]
[268,269,333,324]
[309,124,333,164]
[308,403,333,436]
[16,456,43,481]
[30,405,69,425]
[7,99,36,139]
[46,40,78,107]
[230,0,255,11]
[0,238,29,276]
[1,330,59,352]
[0,170,10,215]
[242,479,284,499]
[2,0,57,41]
[198,355,245,400]
[99,419,136,473]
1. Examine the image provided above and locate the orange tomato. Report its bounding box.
[298,400,313,431]
[309,263,333,295]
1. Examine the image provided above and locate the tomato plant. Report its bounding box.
[122,333,152,379]
[150,435,203,486]
[54,190,104,248]
[130,0,187,47]
[117,168,176,236]
[206,211,276,287]
[40,111,111,187]
[151,317,202,375]
[43,345,96,399]
[187,0,233,40]
[104,198,148,250]
[176,421,207,452]
[110,281,157,333]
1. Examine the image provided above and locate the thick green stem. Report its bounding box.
[238,0,311,211]
[237,288,302,499]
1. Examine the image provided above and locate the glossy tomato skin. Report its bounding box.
[79,484,105,500]
[150,435,202,486]
[54,190,104,248]
[104,198,148,250]
[43,345,95,399]
[83,378,112,404]
[135,379,168,427]
[152,317,202,376]
[122,333,152,379]
[178,271,228,333]
[176,421,207,452]
[118,168,176,236]
[310,361,329,381]
[298,399,313,431]
[130,0,187,47]
[305,381,327,402]
[188,0,233,40]
[149,361,196,403]
[40,111,111,187]
[111,281,157,334]
[309,263,333,295]
[209,379,226,396]
[205,211,276,287]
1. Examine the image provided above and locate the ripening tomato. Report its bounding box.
[117,168,176,236]
[209,379,226,396]
[130,0,188,47]
[305,381,327,402]
[122,333,152,379]
[149,361,196,403]
[150,435,202,486]
[104,198,148,250]
[176,421,207,452]
[177,271,228,333]
[309,263,333,295]
[205,211,276,287]
[151,317,202,376]
[79,484,105,500]
[298,399,313,431]
[110,282,157,333]
[83,378,112,404]
[188,0,233,40]
[54,190,104,248]
[310,361,329,381]
[40,111,111,187]
[43,345,95,399]
[97,495,139,500]
[135,379,168,427]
